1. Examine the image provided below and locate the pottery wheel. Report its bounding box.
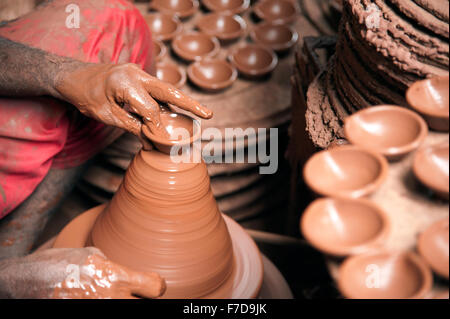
[53,204,264,299]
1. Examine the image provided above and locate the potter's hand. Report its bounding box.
[0,247,166,299]
[54,62,212,141]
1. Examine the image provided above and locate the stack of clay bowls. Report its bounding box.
[304,0,449,149]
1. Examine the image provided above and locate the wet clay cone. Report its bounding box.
[87,147,234,298]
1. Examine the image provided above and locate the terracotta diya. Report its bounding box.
[250,22,298,52]
[196,13,247,42]
[187,59,237,91]
[172,32,220,62]
[253,0,299,25]
[338,251,433,299]
[150,0,199,19]
[406,75,449,132]
[145,13,182,42]
[153,41,167,62]
[303,145,389,198]
[417,218,449,279]
[300,197,390,257]
[202,0,250,15]
[344,105,428,161]
[229,44,278,78]
[155,63,187,88]
[413,142,449,200]
[53,111,263,298]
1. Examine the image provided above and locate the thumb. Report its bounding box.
[127,270,166,299]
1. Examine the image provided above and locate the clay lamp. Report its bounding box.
[196,13,247,43]
[303,145,389,198]
[406,75,449,132]
[188,59,237,91]
[155,63,187,88]
[145,13,182,42]
[300,197,390,257]
[172,32,220,62]
[338,251,433,299]
[344,105,428,161]
[229,44,278,79]
[250,22,298,53]
[53,110,264,298]
[153,41,167,62]
[253,0,299,24]
[413,142,449,200]
[418,218,449,279]
[150,0,199,19]
[202,0,250,15]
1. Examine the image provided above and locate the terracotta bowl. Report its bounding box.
[413,142,449,200]
[156,63,186,88]
[301,197,390,257]
[303,145,389,198]
[250,22,298,52]
[187,59,237,91]
[253,0,299,24]
[344,105,428,161]
[202,0,250,15]
[172,32,220,62]
[153,40,167,62]
[150,0,199,19]
[418,218,449,279]
[406,75,449,132]
[338,251,433,299]
[142,111,201,154]
[145,13,182,42]
[196,13,247,42]
[229,44,278,78]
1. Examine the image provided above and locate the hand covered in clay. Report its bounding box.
[0,247,166,299]
[54,62,212,146]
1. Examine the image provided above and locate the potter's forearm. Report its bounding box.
[0,257,29,298]
[0,36,84,99]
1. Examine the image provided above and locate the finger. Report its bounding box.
[124,88,161,126]
[127,271,166,299]
[144,76,213,119]
[108,103,142,137]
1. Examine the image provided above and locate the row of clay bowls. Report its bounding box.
[146,0,299,91]
[300,75,449,299]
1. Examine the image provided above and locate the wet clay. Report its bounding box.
[229,44,278,78]
[196,13,247,42]
[418,218,449,279]
[344,105,428,161]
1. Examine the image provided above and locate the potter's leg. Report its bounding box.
[0,163,90,260]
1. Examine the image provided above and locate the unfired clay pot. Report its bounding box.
[253,0,299,25]
[53,111,263,298]
[301,197,390,257]
[153,41,167,62]
[413,142,449,200]
[344,105,428,161]
[196,13,247,42]
[229,44,278,78]
[187,59,237,91]
[156,63,187,88]
[150,0,199,19]
[250,22,298,52]
[303,145,389,198]
[172,32,221,62]
[145,13,182,42]
[406,75,449,132]
[417,218,449,279]
[202,0,250,15]
[338,251,433,299]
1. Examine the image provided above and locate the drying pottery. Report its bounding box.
[54,111,263,299]
[202,0,250,15]
[338,251,433,299]
[172,32,220,62]
[301,197,390,257]
[155,62,186,88]
[303,145,388,198]
[153,40,167,62]
[253,0,299,24]
[150,0,199,19]
[250,22,298,52]
[413,142,449,200]
[344,105,428,161]
[406,75,449,132]
[187,59,237,91]
[145,13,182,42]
[417,218,449,279]
[229,44,278,78]
[196,13,247,42]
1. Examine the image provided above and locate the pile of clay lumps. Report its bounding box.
[305,0,449,149]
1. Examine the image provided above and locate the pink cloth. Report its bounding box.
[0,0,153,218]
